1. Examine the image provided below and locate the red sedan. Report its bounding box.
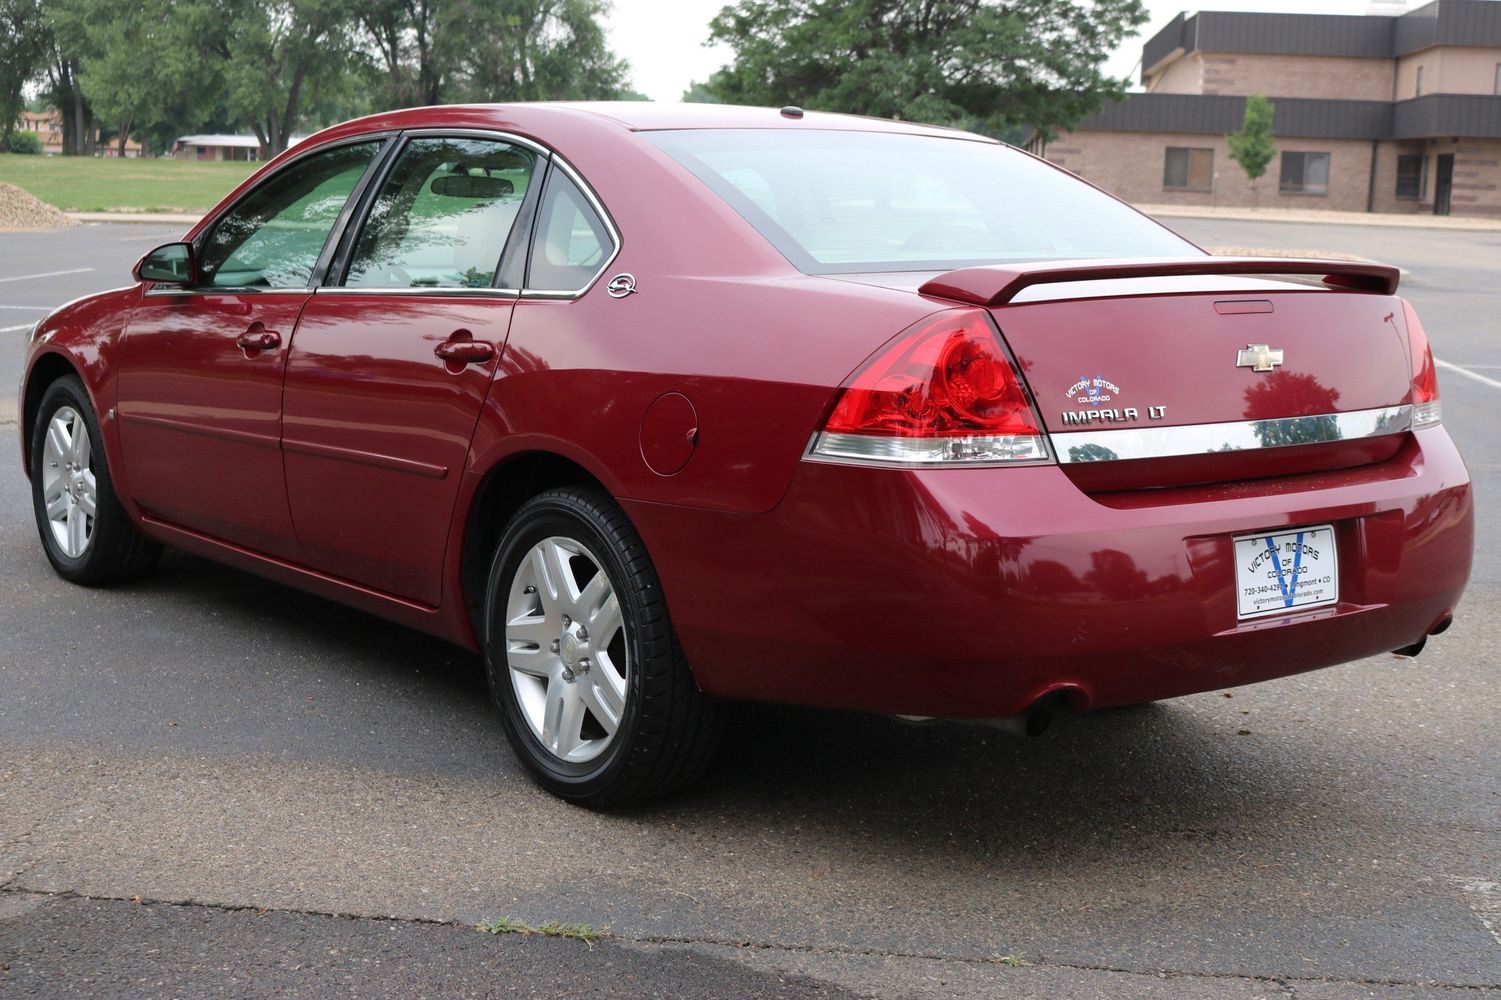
[19,103,1472,805]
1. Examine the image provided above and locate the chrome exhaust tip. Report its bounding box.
[984,703,1054,739]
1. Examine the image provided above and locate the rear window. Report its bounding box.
[647,129,1196,274]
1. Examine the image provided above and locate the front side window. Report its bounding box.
[198,141,381,289]
[1280,152,1331,196]
[648,129,1195,273]
[1163,147,1213,192]
[526,168,614,292]
[344,137,538,289]
[1396,154,1423,200]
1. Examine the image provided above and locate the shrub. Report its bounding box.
[7,132,43,155]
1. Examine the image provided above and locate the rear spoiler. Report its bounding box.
[917,256,1401,306]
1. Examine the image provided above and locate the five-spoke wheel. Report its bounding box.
[39,405,96,559]
[504,536,629,763]
[485,487,723,806]
[29,376,160,584]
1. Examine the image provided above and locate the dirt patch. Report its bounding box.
[0,181,77,230]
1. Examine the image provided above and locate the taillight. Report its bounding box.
[810,309,1050,465]
[1402,300,1441,429]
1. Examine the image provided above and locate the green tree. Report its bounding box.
[8,129,42,153]
[445,0,629,103]
[361,0,448,108]
[52,0,214,157]
[681,80,721,104]
[704,0,1148,139]
[0,0,49,152]
[191,0,365,157]
[1227,94,1276,209]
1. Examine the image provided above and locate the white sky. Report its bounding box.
[603,0,1400,103]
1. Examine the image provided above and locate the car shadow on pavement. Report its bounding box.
[119,549,1324,870]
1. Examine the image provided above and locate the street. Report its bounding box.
[1,219,1497,998]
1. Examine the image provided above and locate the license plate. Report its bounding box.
[1233,525,1339,620]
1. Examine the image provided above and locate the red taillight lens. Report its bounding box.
[813,309,1049,465]
[1402,300,1441,428]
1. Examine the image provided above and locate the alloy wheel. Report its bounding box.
[40,405,95,559]
[504,536,629,764]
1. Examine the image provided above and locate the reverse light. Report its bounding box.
[1402,300,1441,429]
[810,309,1050,465]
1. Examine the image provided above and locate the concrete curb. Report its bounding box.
[1136,203,1501,232]
[67,212,199,225]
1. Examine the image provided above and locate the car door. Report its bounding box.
[280,134,542,605]
[116,138,387,558]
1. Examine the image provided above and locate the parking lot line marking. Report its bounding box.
[2,323,35,333]
[0,267,95,284]
[1436,358,1501,391]
[1453,878,1501,949]
[0,304,51,310]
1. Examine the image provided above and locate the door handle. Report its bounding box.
[434,335,495,365]
[236,326,281,352]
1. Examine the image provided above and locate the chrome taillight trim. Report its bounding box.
[805,431,1053,468]
[1051,404,1413,464]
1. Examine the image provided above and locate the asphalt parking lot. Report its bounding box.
[1,219,1498,998]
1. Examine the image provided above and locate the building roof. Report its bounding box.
[176,133,308,148]
[1143,1,1501,80]
[1077,91,1501,141]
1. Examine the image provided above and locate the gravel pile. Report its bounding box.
[0,181,76,230]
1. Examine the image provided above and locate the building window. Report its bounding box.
[1280,152,1331,195]
[1396,155,1423,200]
[1163,147,1214,192]
[1415,65,1424,97]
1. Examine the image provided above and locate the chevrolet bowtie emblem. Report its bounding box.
[1236,344,1284,373]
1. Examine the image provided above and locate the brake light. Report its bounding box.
[1402,300,1441,429]
[810,309,1050,465]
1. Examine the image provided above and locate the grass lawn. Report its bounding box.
[0,154,258,213]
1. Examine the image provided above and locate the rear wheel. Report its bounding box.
[483,487,722,806]
[29,376,160,585]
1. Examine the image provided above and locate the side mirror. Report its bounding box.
[133,242,197,285]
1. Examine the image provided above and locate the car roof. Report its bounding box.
[308,102,993,146]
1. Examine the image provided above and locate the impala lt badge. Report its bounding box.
[606,273,637,298]
[1237,344,1284,372]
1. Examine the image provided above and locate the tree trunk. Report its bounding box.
[117,112,134,158]
[274,61,308,155]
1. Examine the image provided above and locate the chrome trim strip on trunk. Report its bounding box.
[1051,405,1412,463]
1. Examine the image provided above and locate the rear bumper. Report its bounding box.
[623,428,1472,718]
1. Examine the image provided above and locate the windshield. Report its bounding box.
[647,129,1198,274]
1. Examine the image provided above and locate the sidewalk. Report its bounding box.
[1134,202,1501,231]
[67,211,199,225]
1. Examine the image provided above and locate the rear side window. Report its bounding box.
[199,141,381,289]
[344,137,537,289]
[647,129,1195,274]
[526,169,614,293]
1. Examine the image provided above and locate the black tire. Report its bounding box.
[29,376,161,585]
[483,486,723,807]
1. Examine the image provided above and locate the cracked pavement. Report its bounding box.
[1,221,1498,998]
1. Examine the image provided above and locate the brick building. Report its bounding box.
[1044,1,1501,217]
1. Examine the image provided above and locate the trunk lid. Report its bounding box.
[907,259,1414,491]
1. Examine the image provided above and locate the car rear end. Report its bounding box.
[638,123,1473,719]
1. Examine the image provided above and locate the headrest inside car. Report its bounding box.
[431,174,515,199]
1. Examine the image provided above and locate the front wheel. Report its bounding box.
[29,376,160,585]
[484,487,723,806]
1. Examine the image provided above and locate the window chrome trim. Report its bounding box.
[314,286,521,298]
[1051,405,1412,464]
[315,127,619,301]
[518,155,622,300]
